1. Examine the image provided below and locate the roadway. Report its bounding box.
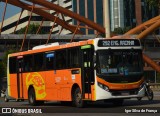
[0,91,160,116]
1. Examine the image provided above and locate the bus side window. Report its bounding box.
[56,50,66,69]
[9,57,17,74]
[68,48,79,68]
[23,55,33,72]
[33,53,44,71]
[45,52,55,70]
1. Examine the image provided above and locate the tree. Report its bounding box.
[0,49,17,78]
[157,72,160,83]
[146,0,160,14]
[123,26,131,33]
[146,0,160,34]
[16,23,47,34]
[113,26,131,35]
[113,27,124,34]
[0,61,5,78]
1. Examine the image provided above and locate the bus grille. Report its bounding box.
[110,89,139,96]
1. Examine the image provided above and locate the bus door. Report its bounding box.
[16,56,24,99]
[81,45,94,100]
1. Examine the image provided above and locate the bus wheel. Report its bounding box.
[28,88,37,106]
[72,88,85,108]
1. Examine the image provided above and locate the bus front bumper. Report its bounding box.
[96,85,146,100]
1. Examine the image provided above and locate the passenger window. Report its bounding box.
[56,50,66,69]
[24,55,33,72]
[9,57,17,73]
[33,53,44,71]
[68,48,79,68]
[46,52,55,70]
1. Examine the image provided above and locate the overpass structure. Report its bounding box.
[0,34,98,50]
[0,0,160,73]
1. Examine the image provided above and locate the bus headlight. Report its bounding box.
[98,82,109,91]
[98,83,103,88]
[103,86,109,91]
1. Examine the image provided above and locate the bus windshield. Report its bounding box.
[97,49,143,76]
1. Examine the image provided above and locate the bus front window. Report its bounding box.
[97,49,143,77]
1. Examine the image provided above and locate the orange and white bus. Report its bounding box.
[7,38,145,107]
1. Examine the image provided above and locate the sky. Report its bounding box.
[0,2,21,22]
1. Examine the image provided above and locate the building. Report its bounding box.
[0,0,73,35]
[49,0,73,34]
[72,0,104,34]
[141,36,160,83]
[72,0,158,34]
[0,0,158,35]
[0,10,51,34]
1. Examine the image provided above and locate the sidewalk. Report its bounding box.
[151,85,160,91]
[153,91,160,96]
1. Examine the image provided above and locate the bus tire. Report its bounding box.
[28,88,37,106]
[72,88,85,108]
[147,90,153,101]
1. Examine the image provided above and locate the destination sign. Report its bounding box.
[98,39,140,47]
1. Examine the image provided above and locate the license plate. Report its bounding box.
[121,92,129,96]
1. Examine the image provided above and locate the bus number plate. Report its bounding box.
[121,92,129,96]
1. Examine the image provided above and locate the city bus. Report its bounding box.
[7,38,145,107]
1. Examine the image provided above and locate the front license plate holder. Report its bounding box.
[121,92,129,96]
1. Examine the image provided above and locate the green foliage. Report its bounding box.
[157,72,160,83]
[123,26,131,33]
[113,27,123,34]
[16,23,47,34]
[113,26,131,35]
[0,49,17,78]
[0,62,5,78]
[146,0,160,9]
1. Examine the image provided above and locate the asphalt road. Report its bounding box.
[0,91,160,116]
